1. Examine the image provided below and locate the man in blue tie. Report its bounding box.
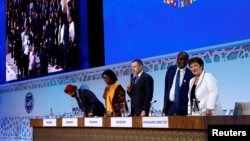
[127,59,154,116]
[162,52,194,115]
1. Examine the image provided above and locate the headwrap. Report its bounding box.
[64,84,77,93]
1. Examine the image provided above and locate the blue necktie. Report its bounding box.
[174,70,180,108]
[134,76,139,84]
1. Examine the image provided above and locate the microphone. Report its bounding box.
[149,100,157,116]
[123,100,130,105]
[179,100,200,110]
[150,100,157,104]
[130,74,135,90]
[130,73,134,84]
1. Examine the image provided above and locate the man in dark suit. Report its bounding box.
[162,52,194,115]
[127,59,154,116]
[64,84,105,117]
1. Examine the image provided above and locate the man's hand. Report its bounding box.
[140,110,146,116]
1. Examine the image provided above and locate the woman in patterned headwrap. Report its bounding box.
[102,69,128,117]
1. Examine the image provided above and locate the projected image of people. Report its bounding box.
[6,0,79,81]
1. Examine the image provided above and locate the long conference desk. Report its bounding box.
[30,115,250,141]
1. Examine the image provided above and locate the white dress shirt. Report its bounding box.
[169,68,185,101]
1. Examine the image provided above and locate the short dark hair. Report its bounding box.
[177,51,189,60]
[188,57,204,68]
[102,69,118,82]
[132,59,143,66]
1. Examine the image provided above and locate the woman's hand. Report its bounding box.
[204,109,212,116]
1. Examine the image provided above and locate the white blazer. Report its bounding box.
[188,71,222,115]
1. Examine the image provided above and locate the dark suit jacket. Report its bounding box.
[77,89,105,117]
[127,72,154,116]
[163,65,194,115]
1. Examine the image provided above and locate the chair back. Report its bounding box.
[233,102,250,115]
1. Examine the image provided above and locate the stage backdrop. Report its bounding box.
[103,0,250,65]
[0,39,250,140]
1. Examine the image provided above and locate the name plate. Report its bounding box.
[62,118,78,127]
[142,117,169,128]
[111,117,132,127]
[43,118,57,127]
[84,117,103,127]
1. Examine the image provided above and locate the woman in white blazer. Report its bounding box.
[187,57,222,115]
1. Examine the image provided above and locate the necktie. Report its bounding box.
[134,76,139,84]
[174,70,180,108]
